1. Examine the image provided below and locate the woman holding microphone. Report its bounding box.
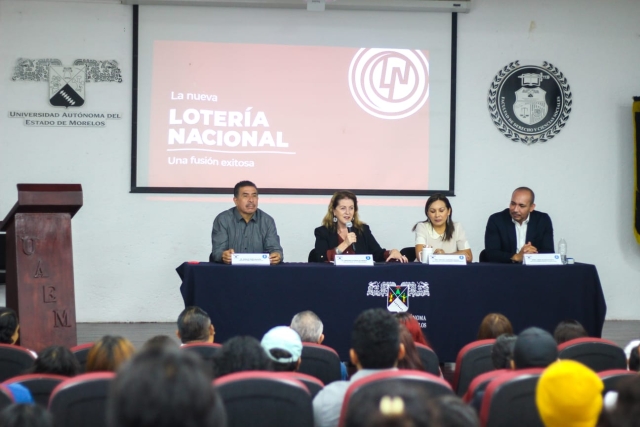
[314,191,407,263]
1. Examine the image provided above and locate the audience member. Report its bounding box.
[261,326,303,372]
[553,319,588,344]
[426,395,481,427]
[624,339,640,371]
[396,325,424,371]
[212,336,272,378]
[291,310,348,380]
[629,344,640,372]
[176,306,215,344]
[346,384,479,427]
[0,404,52,427]
[535,360,603,427]
[490,334,517,369]
[290,311,324,344]
[470,327,556,413]
[108,346,226,427]
[0,308,19,345]
[142,335,178,351]
[395,312,430,346]
[601,375,640,427]
[344,383,432,427]
[511,327,557,369]
[27,345,80,376]
[86,335,135,373]
[2,384,33,404]
[313,308,405,427]
[468,334,517,412]
[477,313,513,340]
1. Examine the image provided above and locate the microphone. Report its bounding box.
[346,221,356,252]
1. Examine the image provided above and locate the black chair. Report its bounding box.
[0,232,6,285]
[70,343,94,373]
[462,369,510,413]
[558,338,627,372]
[0,344,36,382]
[298,343,342,385]
[340,370,454,427]
[463,369,509,403]
[181,342,221,362]
[308,248,318,263]
[48,372,115,427]
[452,339,496,396]
[4,374,68,407]
[400,247,417,262]
[214,371,313,427]
[480,368,544,427]
[598,369,638,393]
[415,343,441,376]
[279,372,324,398]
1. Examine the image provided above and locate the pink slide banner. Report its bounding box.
[148,41,430,190]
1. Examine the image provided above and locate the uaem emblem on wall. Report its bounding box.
[488,61,572,145]
[9,58,123,127]
[12,58,122,107]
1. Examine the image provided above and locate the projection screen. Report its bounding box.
[132,5,457,195]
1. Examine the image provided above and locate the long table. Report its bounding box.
[177,262,606,362]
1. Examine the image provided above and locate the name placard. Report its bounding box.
[428,254,467,266]
[523,254,563,265]
[335,254,375,266]
[231,253,270,265]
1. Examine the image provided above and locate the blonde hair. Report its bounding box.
[321,191,365,231]
[86,335,136,372]
[477,313,513,340]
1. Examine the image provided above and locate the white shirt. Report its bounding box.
[312,368,397,427]
[513,215,530,252]
[414,221,470,253]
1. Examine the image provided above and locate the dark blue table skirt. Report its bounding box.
[177,262,606,362]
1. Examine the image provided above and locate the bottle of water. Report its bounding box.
[558,238,567,264]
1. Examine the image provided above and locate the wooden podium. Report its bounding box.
[0,184,82,352]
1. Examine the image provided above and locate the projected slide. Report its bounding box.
[147,41,430,190]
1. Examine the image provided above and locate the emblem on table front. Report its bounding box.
[366,282,429,313]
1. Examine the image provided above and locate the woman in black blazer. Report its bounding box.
[313,191,407,263]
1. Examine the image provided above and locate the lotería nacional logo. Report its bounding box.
[488,61,572,145]
[349,49,429,120]
[12,58,122,107]
[366,281,429,313]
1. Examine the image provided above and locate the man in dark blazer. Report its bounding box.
[483,187,554,263]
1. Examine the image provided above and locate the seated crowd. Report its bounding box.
[0,305,638,427]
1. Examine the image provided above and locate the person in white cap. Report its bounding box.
[261,326,303,372]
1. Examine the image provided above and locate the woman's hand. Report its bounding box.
[433,248,445,255]
[459,249,473,262]
[386,249,408,263]
[344,232,357,246]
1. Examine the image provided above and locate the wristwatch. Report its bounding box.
[336,247,343,255]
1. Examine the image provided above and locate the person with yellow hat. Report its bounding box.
[536,359,604,427]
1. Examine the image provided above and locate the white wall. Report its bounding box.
[1,0,639,322]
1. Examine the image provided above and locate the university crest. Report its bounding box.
[488,61,572,145]
[366,281,429,313]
